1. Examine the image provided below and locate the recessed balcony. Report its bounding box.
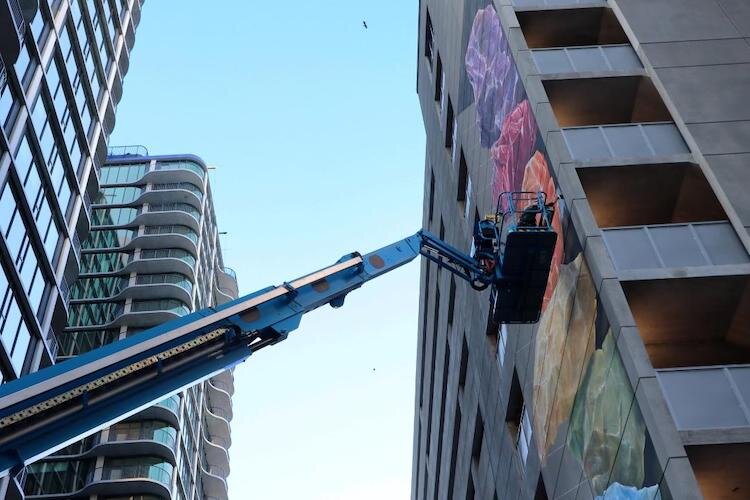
[687,444,750,499]
[623,275,750,369]
[518,8,627,49]
[578,163,726,227]
[545,77,689,161]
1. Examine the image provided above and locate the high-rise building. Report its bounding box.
[414,1,750,499]
[21,151,238,500]
[0,1,143,497]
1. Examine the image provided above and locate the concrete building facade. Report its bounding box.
[22,152,238,500]
[0,0,143,497]
[413,1,750,499]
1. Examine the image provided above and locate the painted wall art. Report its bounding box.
[465,6,663,499]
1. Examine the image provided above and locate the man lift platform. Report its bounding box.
[0,191,556,479]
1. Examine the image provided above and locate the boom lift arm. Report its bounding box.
[0,192,556,477]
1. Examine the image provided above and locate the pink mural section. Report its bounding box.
[466,6,562,312]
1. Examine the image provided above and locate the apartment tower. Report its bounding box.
[23,151,238,500]
[0,1,144,497]
[414,1,750,499]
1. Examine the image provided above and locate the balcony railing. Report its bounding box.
[602,221,749,271]
[562,122,689,162]
[532,44,641,74]
[221,267,236,280]
[107,144,149,157]
[513,0,604,6]
[658,365,750,431]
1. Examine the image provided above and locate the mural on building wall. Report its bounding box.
[465,6,662,499]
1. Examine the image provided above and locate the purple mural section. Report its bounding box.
[466,6,562,312]
[464,6,663,499]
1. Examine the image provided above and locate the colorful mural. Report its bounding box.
[465,6,663,499]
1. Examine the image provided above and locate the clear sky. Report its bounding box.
[110,1,426,498]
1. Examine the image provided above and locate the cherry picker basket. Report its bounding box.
[487,191,557,325]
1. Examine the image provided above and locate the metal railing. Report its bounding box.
[9,0,24,32]
[561,122,689,162]
[0,57,7,90]
[221,267,237,280]
[658,365,750,431]
[107,144,149,157]
[532,44,641,74]
[513,0,603,5]
[602,221,749,271]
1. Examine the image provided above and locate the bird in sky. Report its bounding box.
[362,20,368,29]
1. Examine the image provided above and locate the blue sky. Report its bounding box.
[110,1,425,498]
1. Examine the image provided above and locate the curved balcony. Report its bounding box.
[39,425,177,465]
[102,159,206,190]
[217,267,239,299]
[138,226,199,253]
[78,250,197,280]
[143,203,201,232]
[137,396,181,428]
[202,434,230,477]
[204,403,231,440]
[24,458,172,499]
[199,456,228,500]
[67,300,190,329]
[207,380,232,417]
[87,459,173,498]
[138,184,203,207]
[214,283,234,306]
[211,372,235,396]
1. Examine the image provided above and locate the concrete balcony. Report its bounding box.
[204,403,231,440]
[135,396,181,428]
[207,379,232,419]
[623,275,750,369]
[217,267,239,298]
[518,7,627,49]
[200,453,228,500]
[202,434,230,477]
[211,370,235,396]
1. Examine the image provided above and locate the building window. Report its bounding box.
[459,334,468,389]
[466,475,476,500]
[535,474,549,500]
[506,370,531,466]
[497,324,508,367]
[428,169,435,223]
[426,286,441,452]
[434,339,450,500]
[447,403,462,500]
[471,409,484,463]
[434,54,443,103]
[445,99,455,149]
[457,152,470,218]
[425,10,434,69]
[419,262,430,407]
[447,277,456,326]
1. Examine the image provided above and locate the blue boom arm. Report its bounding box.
[0,210,557,477]
[0,230,503,477]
